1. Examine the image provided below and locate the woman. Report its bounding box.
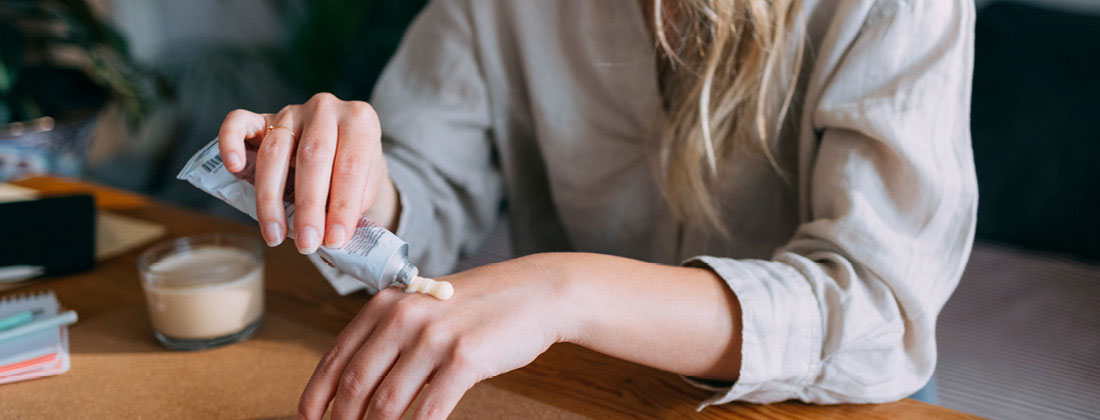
[217,0,976,419]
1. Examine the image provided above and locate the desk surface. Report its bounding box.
[1,176,978,419]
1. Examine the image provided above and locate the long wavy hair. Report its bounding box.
[652,0,806,232]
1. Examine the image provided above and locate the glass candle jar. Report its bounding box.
[137,234,264,351]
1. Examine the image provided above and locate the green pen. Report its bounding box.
[0,310,77,342]
[0,310,37,331]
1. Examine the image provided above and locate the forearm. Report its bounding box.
[546,252,742,381]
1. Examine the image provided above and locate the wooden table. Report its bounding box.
[1,177,978,419]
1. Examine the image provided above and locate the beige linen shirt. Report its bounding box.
[370,0,977,407]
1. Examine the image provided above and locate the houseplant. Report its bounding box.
[0,0,165,181]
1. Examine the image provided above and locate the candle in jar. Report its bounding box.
[142,245,263,340]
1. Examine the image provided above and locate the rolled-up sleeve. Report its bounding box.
[370,0,503,276]
[685,1,978,406]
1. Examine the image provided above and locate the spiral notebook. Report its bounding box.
[0,292,70,384]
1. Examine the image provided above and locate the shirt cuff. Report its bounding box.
[681,256,824,409]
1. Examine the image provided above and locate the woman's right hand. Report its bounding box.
[217,92,400,254]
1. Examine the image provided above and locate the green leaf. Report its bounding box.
[0,61,11,94]
[0,21,25,95]
[0,101,10,125]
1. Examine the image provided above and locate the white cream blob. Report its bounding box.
[405,276,454,300]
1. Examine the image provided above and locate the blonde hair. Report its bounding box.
[652,0,805,232]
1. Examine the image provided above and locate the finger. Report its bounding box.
[247,114,275,149]
[218,109,266,172]
[293,110,339,255]
[254,110,298,247]
[329,339,400,420]
[411,365,477,420]
[359,146,390,226]
[329,291,418,420]
[324,105,379,248]
[364,351,435,420]
[298,291,400,420]
[363,143,387,215]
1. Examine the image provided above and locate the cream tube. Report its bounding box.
[177,139,453,300]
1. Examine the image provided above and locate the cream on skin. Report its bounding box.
[405,276,454,300]
[217,96,743,420]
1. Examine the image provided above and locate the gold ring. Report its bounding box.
[268,125,295,137]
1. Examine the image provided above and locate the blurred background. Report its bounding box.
[0,0,427,221]
[0,0,1097,419]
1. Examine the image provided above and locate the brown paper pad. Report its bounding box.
[0,305,586,419]
[95,212,167,261]
[0,183,37,202]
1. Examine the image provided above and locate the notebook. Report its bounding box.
[0,292,71,384]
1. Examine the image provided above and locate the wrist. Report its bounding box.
[523,252,592,345]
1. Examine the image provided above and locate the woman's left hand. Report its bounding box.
[297,254,574,420]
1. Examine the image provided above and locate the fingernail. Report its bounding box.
[224,151,242,170]
[297,226,320,254]
[325,224,347,248]
[263,222,283,247]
